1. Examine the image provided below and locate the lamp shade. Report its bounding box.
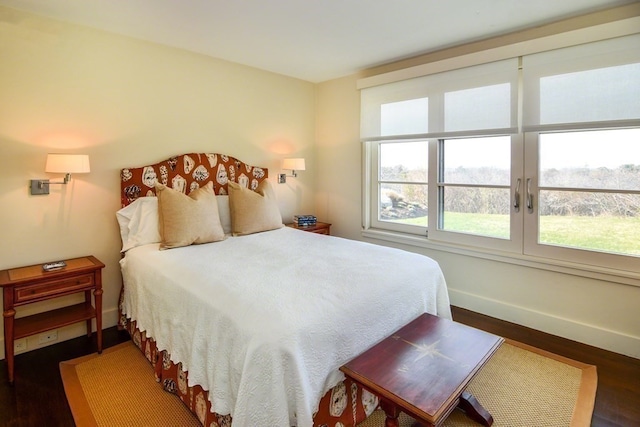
[282,158,305,171]
[45,154,90,174]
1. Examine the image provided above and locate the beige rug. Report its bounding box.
[60,339,596,427]
[359,339,597,427]
[60,342,201,427]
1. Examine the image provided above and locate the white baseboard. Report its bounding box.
[0,307,121,360]
[449,288,640,359]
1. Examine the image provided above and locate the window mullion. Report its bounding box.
[428,140,439,233]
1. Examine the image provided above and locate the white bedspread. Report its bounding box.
[121,227,451,426]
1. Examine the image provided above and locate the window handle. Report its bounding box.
[513,178,521,212]
[526,178,534,212]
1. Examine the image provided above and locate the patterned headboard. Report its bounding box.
[120,153,268,207]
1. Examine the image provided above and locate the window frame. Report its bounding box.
[365,126,640,275]
[361,31,640,280]
[426,134,524,253]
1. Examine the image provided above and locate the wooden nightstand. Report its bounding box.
[286,221,331,235]
[0,256,104,384]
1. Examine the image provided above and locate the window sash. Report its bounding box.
[370,140,429,235]
[427,135,524,253]
[522,132,640,272]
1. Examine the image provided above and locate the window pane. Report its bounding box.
[539,191,640,256]
[380,141,428,182]
[539,129,640,190]
[380,183,427,226]
[443,136,510,185]
[440,187,510,238]
[381,98,428,136]
[445,83,512,131]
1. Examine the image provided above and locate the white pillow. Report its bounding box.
[216,195,232,235]
[116,197,161,252]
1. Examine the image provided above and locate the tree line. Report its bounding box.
[382,165,640,217]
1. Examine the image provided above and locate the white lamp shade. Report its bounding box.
[282,158,305,171]
[45,154,90,174]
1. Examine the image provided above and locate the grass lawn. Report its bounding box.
[539,215,640,256]
[388,212,640,256]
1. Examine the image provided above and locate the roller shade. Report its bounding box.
[361,58,519,140]
[522,33,640,131]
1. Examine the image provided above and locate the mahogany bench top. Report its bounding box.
[340,312,503,426]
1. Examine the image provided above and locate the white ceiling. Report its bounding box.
[0,0,634,82]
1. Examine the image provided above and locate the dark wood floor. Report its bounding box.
[0,307,638,426]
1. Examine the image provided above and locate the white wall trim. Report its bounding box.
[449,288,640,359]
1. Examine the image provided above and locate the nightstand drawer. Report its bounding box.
[14,274,95,304]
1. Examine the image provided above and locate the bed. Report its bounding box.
[117,153,451,427]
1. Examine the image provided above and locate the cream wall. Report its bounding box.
[0,7,316,357]
[315,18,640,358]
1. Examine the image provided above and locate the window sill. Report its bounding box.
[361,228,640,288]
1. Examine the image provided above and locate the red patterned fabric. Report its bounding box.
[120,153,268,207]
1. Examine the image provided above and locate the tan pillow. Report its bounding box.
[229,180,283,236]
[155,182,225,249]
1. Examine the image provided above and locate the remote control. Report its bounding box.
[42,261,67,271]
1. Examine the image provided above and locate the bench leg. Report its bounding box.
[457,391,493,426]
[380,399,401,427]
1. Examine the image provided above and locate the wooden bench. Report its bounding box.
[340,313,504,427]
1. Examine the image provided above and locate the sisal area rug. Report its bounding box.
[359,339,597,427]
[60,339,596,427]
[60,342,201,427]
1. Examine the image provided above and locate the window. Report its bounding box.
[362,33,640,274]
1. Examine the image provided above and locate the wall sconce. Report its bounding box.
[278,158,305,184]
[30,154,91,195]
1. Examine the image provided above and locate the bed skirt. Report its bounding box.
[119,309,378,426]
